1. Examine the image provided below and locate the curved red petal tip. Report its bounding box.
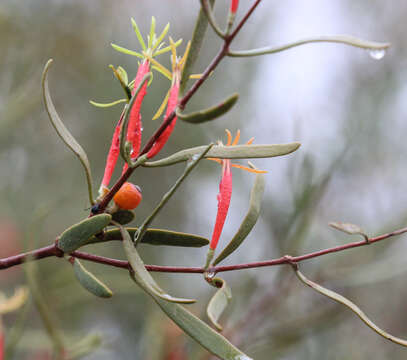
[147,81,180,159]
[210,160,233,250]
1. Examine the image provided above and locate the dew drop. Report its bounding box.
[191,154,200,161]
[369,49,386,60]
[234,355,253,360]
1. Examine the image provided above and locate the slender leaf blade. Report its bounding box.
[87,227,209,247]
[42,59,94,204]
[177,93,238,124]
[73,258,113,298]
[121,225,196,304]
[207,278,232,331]
[144,143,301,167]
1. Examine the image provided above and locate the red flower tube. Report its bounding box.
[122,59,150,173]
[146,75,180,159]
[210,159,233,250]
[230,0,239,14]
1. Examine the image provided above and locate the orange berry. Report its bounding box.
[113,182,142,210]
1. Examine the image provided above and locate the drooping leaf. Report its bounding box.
[213,166,265,266]
[87,227,209,247]
[0,287,29,315]
[121,225,196,304]
[207,278,232,331]
[144,142,301,167]
[148,286,250,359]
[179,0,215,94]
[111,210,135,225]
[294,266,407,347]
[57,214,112,253]
[329,222,368,240]
[42,59,94,205]
[177,93,238,124]
[73,258,113,298]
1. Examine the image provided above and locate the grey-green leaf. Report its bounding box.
[294,266,407,347]
[213,167,265,266]
[42,59,94,205]
[144,143,301,167]
[111,210,135,225]
[179,0,215,95]
[73,259,113,298]
[177,93,238,124]
[207,278,232,331]
[58,214,112,253]
[329,222,368,240]
[121,225,196,304]
[88,227,209,247]
[152,290,250,359]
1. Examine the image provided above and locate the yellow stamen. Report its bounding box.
[231,164,268,173]
[146,54,172,79]
[169,37,177,73]
[232,129,241,146]
[225,129,233,146]
[152,88,171,120]
[179,41,191,69]
[207,157,223,164]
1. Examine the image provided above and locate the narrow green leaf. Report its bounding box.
[213,166,265,266]
[73,258,113,298]
[111,43,143,58]
[89,99,127,108]
[87,227,209,247]
[150,289,250,360]
[207,278,232,331]
[110,64,131,100]
[131,18,147,51]
[42,59,94,205]
[294,266,407,347]
[58,214,112,253]
[144,142,301,167]
[177,93,238,124]
[111,210,135,225]
[228,35,391,58]
[180,0,215,95]
[121,225,196,304]
[329,222,368,240]
[199,0,226,39]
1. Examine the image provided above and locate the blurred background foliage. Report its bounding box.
[1,0,407,359]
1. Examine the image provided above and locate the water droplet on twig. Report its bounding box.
[369,49,386,60]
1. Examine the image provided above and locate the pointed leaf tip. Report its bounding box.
[73,258,113,298]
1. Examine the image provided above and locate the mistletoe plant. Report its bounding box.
[1,1,405,359]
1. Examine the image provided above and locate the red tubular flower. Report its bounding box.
[230,0,239,14]
[100,110,124,192]
[146,77,179,159]
[210,159,233,250]
[122,59,150,173]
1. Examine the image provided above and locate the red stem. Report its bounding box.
[2,226,405,273]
